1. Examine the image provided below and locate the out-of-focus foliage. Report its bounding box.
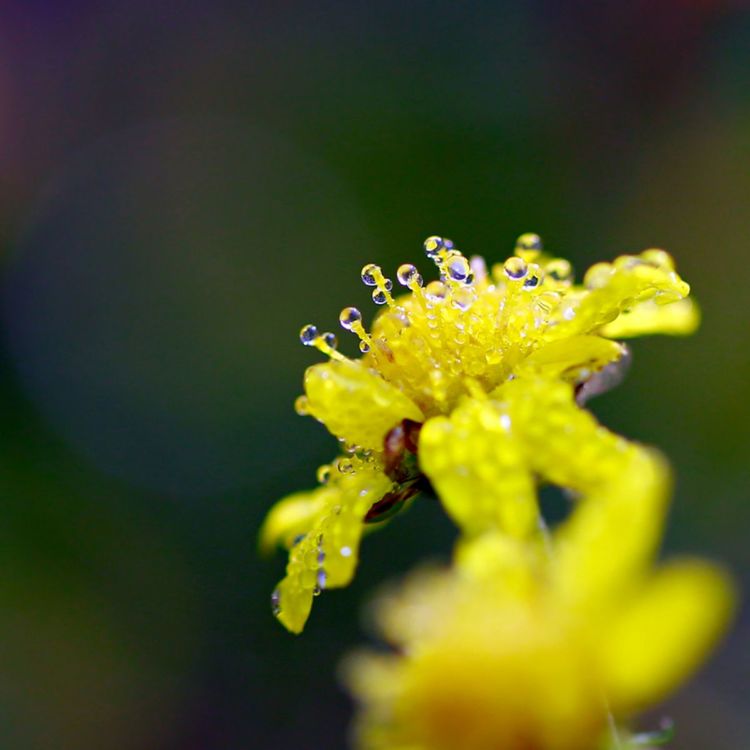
[0,2,747,748]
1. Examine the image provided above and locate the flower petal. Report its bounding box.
[600,297,700,338]
[419,397,537,538]
[497,377,671,602]
[273,465,393,634]
[550,254,692,339]
[601,560,736,714]
[455,532,542,599]
[517,335,625,383]
[258,490,326,556]
[305,359,424,451]
[553,448,671,606]
[499,377,639,493]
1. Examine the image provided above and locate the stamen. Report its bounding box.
[362,263,396,308]
[300,324,347,361]
[312,331,347,361]
[339,305,377,359]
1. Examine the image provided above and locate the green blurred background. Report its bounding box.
[0,1,747,748]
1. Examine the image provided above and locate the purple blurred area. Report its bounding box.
[0,2,747,748]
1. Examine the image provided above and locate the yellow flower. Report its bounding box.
[343,476,735,750]
[260,234,698,633]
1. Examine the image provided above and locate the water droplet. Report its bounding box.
[562,304,577,320]
[384,278,393,292]
[340,545,352,557]
[361,263,379,286]
[447,256,471,283]
[339,306,362,330]
[372,289,387,305]
[451,287,475,310]
[423,236,444,258]
[271,589,281,616]
[294,395,309,415]
[524,268,542,288]
[322,332,338,348]
[299,324,319,345]
[359,340,371,353]
[641,248,674,270]
[314,568,327,593]
[338,458,354,473]
[317,464,331,484]
[584,262,613,289]
[503,257,528,280]
[546,258,572,282]
[515,233,543,254]
[317,548,326,565]
[397,263,422,286]
[425,280,448,301]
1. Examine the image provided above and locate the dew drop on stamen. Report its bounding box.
[339,306,362,330]
[503,257,528,280]
[317,464,331,484]
[359,340,371,353]
[322,332,338,348]
[451,287,475,310]
[447,256,471,283]
[294,395,309,415]
[423,236,444,258]
[425,280,448,302]
[397,263,422,287]
[372,289,387,305]
[361,263,379,286]
[546,258,572,282]
[299,323,319,345]
[524,267,543,289]
[515,232,543,257]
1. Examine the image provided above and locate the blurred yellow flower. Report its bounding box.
[343,476,735,750]
[260,234,698,633]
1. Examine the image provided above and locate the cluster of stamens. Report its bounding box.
[296,234,582,415]
[295,233,680,424]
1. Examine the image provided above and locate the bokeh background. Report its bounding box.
[0,1,748,748]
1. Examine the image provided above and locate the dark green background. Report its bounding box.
[0,2,746,748]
